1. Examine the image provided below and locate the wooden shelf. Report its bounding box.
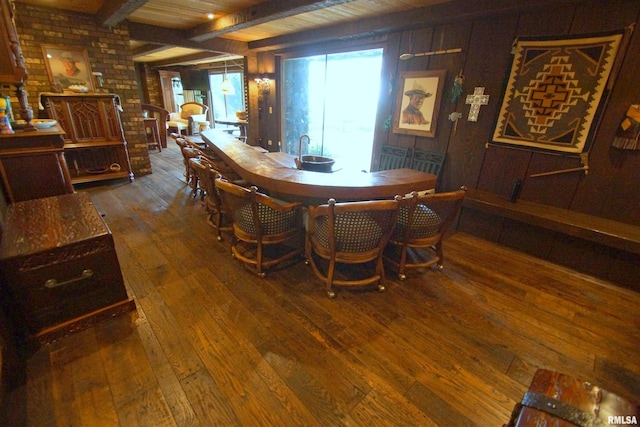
[70,170,131,185]
[463,189,640,255]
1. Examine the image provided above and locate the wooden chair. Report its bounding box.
[192,158,233,240]
[215,178,304,276]
[175,135,222,191]
[180,145,204,195]
[173,136,190,177]
[143,118,162,152]
[305,198,399,298]
[378,145,412,171]
[189,156,209,203]
[410,149,446,177]
[141,103,170,148]
[167,102,209,136]
[384,187,466,280]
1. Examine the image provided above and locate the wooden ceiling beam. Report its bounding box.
[248,0,580,51]
[128,22,250,56]
[147,51,228,68]
[187,0,357,42]
[131,43,172,58]
[97,0,149,27]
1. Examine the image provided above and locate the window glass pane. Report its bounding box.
[282,48,383,172]
[210,72,245,122]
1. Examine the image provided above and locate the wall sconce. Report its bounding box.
[254,77,270,98]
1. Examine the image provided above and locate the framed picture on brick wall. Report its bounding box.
[41,45,94,92]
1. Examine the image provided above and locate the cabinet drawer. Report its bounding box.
[2,244,128,334]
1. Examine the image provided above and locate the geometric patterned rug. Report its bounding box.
[492,31,624,153]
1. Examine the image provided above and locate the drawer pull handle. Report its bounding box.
[44,269,94,289]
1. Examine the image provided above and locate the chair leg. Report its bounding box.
[326,259,336,299]
[375,256,386,292]
[255,240,265,277]
[435,243,444,271]
[398,243,409,280]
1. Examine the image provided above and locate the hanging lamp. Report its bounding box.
[220,61,235,95]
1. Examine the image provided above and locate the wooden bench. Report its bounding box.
[462,189,640,256]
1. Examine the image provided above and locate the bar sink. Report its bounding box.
[299,155,335,172]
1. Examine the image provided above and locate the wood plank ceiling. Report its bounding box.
[14,0,456,67]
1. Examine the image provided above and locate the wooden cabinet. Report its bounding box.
[0,125,74,202]
[0,0,26,84]
[40,93,134,184]
[0,0,33,125]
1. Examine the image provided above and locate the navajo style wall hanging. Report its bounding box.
[492,31,625,154]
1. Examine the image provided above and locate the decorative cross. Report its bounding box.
[465,87,490,121]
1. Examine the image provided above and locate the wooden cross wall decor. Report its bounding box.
[466,87,489,121]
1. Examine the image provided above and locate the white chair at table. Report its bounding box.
[167,102,210,136]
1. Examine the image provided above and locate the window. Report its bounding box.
[210,71,245,122]
[282,48,383,171]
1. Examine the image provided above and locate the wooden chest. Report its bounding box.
[0,192,135,344]
[506,369,639,427]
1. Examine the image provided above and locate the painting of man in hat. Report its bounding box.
[60,51,82,77]
[393,70,446,138]
[402,81,432,125]
[42,45,94,91]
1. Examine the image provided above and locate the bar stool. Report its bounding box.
[144,118,162,152]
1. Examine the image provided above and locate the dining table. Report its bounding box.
[200,129,437,205]
[214,117,248,140]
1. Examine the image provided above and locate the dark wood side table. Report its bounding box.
[0,192,136,345]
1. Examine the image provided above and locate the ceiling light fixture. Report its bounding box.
[206,13,214,20]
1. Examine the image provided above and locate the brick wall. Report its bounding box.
[12,3,152,176]
[138,63,163,107]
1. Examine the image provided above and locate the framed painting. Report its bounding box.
[492,31,625,153]
[393,69,446,138]
[41,45,94,91]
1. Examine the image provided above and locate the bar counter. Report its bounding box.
[200,129,437,204]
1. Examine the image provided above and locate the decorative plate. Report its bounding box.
[31,119,57,129]
[86,167,108,174]
[68,85,89,93]
[11,119,57,129]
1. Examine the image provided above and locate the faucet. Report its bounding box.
[295,134,310,169]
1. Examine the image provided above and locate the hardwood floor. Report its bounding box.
[4,141,639,426]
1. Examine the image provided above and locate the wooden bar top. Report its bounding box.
[200,129,437,203]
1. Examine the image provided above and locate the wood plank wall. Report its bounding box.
[255,0,640,289]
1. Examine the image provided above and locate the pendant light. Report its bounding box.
[220,61,235,95]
